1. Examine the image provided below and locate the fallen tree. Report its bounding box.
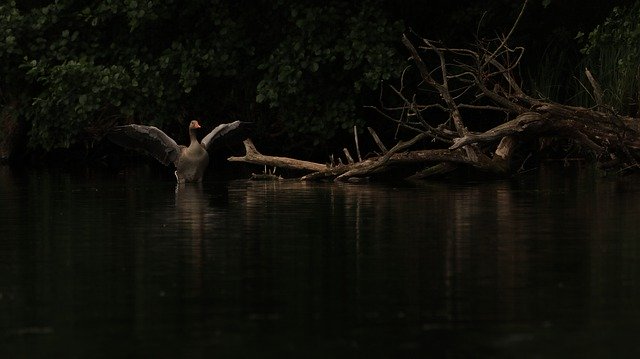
[229,2,640,181]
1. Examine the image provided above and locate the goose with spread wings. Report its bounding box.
[109,120,244,183]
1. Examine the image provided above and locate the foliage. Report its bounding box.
[576,2,640,115]
[0,0,403,154]
[0,0,250,150]
[3,0,632,158]
[255,2,403,145]
[526,44,574,102]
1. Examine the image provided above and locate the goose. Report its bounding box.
[108,120,244,183]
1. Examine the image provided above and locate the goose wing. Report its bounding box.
[201,120,244,150]
[108,124,181,166]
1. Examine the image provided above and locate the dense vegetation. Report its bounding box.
[0,0,637,163]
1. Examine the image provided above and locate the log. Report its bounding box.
[449,112,546,150]
[228,139,326,172]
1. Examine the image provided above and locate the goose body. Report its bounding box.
[109,120,243,183]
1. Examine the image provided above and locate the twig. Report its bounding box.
[402,35,467,136]
[343,148,354,164]
[353,126,362,162]
[584,67,603,107]
[482,0,528,67]
[367,127,388,154]
[335,132,428,181]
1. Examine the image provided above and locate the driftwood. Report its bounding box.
[230,137,494,182]
[229,1,640,181]
[228,138,326,172]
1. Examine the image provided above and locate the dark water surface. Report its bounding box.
[2,165,640,358]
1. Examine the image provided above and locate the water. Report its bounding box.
[2,164,640,358]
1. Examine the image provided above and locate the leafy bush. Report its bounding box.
[255,3,403,145]
[0,0,404,155]
[0,1,253,150]
[576,3,640,115]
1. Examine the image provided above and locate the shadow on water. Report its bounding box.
[2,165,640,357]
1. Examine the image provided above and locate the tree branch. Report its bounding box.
[228,138,326,172]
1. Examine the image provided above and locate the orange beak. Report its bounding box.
[194,121,201,129]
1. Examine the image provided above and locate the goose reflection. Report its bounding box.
[175,183,208,216]
[173,182,230,245]
[173,183,227,298]
[174,182,229,211]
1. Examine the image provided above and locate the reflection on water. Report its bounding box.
[2,165,640,357]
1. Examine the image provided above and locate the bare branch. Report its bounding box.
[584,67,604,107]
[449,112,545,150]
[482,0,529,67]
[335,132,429,181]
[367,127,388,154]
[353,126,362,162]
[228,139,326,172]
